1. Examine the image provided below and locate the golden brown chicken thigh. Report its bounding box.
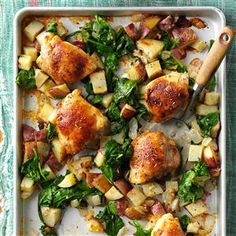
[36,35,97,85]
[145,72,189,123]
[151,213,185,236]
[129,131,180,184]
[56,89,108,155]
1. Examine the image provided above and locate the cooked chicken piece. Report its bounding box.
[36,35,97,85]
[151,213,185,236]
[145,72,189,123]
[56,89,108,155]
[129,131,180,184]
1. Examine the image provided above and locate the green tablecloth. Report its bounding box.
[0,0,235,235]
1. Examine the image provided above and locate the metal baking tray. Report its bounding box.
[14,7,226,236]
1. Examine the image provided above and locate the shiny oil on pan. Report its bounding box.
[14,7,226,236]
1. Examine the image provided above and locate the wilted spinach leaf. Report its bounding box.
[16,68,35,89]
[46,123,58,141]
[130,220,152,236]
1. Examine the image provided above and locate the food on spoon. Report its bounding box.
[129,131,181,184]
[145,72,189,122]
[56,89,108,155]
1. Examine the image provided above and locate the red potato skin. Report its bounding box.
[115,199,129,216]
[114,179,132,195]
[172,28,197,48]
[151,201,166,216]
[171,47,187,59]
[124,206,148,220]
[140,23,151,39]
[158,15,175,31]
[46,152,63,172]
[85,172,100,188]
[120,105,136,119]
[48,87,70,99]
[124,23,140,41]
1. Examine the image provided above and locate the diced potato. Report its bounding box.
[41,206,61,227]
[138,85,146,99]
[36,31,54,45]
[89,70,107,94]
[120,104,136,119]
[128,117,138,140]
[133,49,149,65]
[70,199,80,208]
[162,190,175,205]
[188,144,203,162]
[18,55,32,70]
[137,39,164,60]
[190,128,203,144]
[51,138,66,163]
[38,79,56,97]
[86,216,104,232]
[190,40,207,52]
[58,173,77,188]
[145,60,162,79]
[185,200,208,217]
[37,141,50,159]
[23,46,38,61]
[114,179,131,195]
[34,69,49,88]
[20,176,35,192]
[43,164,56,180]
[49,84,70,99]
[48,109,57,124]
[23,141,37,162]
[24,20,44,41]
[112,129,126,144]
[105,186,124,200]
[142,182,163,197]
[127,187,146,206]
[204,92,220,105]
[143,16,161,30]
[21,191,34,200]
[92,174,112,193]
[196,104,218,116]
[102,93,113,108]
[94,150,106,167]
[191,117,202,134]
[211,121,220,138]
[38,103,54,122]
[202,137,212,147]
[86,195,101,206]
[91,52,104,69]
[126,60,146,82]
[165,181,178,192]
[187,58,202,79]
[187,222,200,233]
[124,206,148,219]
[57,22,68,37]
[202,146,219,169]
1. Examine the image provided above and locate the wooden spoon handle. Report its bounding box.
[195,26,236,86]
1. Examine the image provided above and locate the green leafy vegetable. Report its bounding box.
[88,95,104,105]
[197,112,219,137]
[101,139,132,181]
[179,215,190,231]
[81,15,135,91]
[107,102,121,121]
[16,68,35,89]
[46,21,58,34]
[110,120,128,135]
[178,160,209,202]
[130,220,152,236]
[46,123,58,141]
[189,77,195,89]
[39,178,100,208]
[40,225,57,236]
[96,201,125,236]
[159,55,187,73]
[161,31,180,50]
[20,149,48,182]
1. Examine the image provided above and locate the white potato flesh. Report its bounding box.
[185,200,208,217]
[204,92,220,106]
[23,46,38,61]
[127,187,146,206]
[38,103,54,122]
[41,206,62,227]
[86,195,101,206]
[102,93,113,108]
[188,144,203,162]
[35,68,49,88]
[145,60,162,79]
[190,40,207,52]
[105,186,124,200]
[20,176,35,192]
[196,104,218,116]
[165,181,178,192]
[24,20,45,41]
[94,150,106,167]
[142,182,163,197]
[58,173,77,188]
[18,55,32,70]
[90,70,108,94]
[51,138,66,163]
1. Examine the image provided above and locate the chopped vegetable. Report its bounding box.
[101,139,132,182]
[179,215,190,231]
[39,177,100,208]
[20,149,49,182]
[197,112,219,137]
[178,160,209,202]
[161,31,180,50]
[46,20,58,34]
[96,201,125,236]
[46,123,58,141]
[16,68,35,89]
[131,220,152,236]
[40,225,57,236]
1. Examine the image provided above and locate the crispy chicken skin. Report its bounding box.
[36,35,97,85]
[56,89,108,155]
[151,213,185,236]
[145,72,189,123]
[129,131,180,184]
